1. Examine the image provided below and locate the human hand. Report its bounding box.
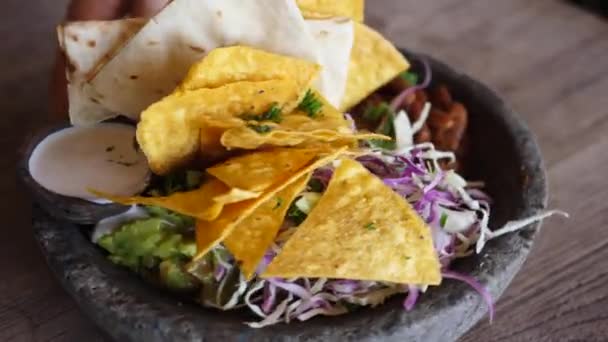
[51,0,170,119]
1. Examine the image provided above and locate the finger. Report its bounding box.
[67,0,129,20]
[130,0,171,18]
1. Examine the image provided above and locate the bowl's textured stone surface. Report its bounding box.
[26,50,548,342]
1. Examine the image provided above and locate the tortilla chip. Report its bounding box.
[200,125,229,161]
[297,0,365,22]
[221,126,386,150]
[220,91,389,150]
[181,46,320,94]
[87,0,319,118]
[263,158,441,285]
[189,147,346,265]
[137,79,301,175]
[340,23,410,111]
[91,178,260,221]
[224,174,309,279]
[207,148,320,192]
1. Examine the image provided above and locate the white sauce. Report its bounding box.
[28,123,150,201]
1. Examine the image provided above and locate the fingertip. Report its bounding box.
[130,0,171,18]
[67,0,128,20]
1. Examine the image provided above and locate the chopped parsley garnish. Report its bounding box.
[242,103,282,123]
[147,170,203,196]
[368,109,396,150]
[440,213,449,228]
[364,222,376,231]
[400,71,418,86]
[248,124,273,134]
[274,197,284,210]
[363,102,391,122]
[298,89,323,118]
[287,203,307,225]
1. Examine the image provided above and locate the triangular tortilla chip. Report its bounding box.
[180,46,321,94]
[220,90,389,150]
[297,0,365,22]
[224,174,309,279]
[189,147,346,266]
[207,148,320,192]
[57,18,145,126]
[340,23,410,111]
[263,158,441,285]
[137,79,301,175]
[91,178,260,221]
[87,0,320,118]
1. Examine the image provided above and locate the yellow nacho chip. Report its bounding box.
[224,174,309,279]
[297,0,365,22]
[207,148,320,192]
[340,23,410,111]
[220,90,389,149]
[262,158,441,285]
[189,147,346,265]
[91,178,259,221]
[220,126,386,150]
[181,46,321,93]
[137,79,300,175]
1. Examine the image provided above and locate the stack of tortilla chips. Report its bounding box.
[71,0,440,290]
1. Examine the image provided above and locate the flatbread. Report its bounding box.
[263,158,441,285]
[306,18,354,108]
[87,0,320,119]
[57,19,145,126]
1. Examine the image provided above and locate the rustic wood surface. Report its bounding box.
[1,0,606,341]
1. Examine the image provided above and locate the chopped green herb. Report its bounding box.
[242,103,283,123]
[274,197,284,210]
[308,178,324,193]
[287,202,308,225]
[400,71,418,86]
[363,102,391,122]
[364,222,376,231]
[248,124,273,134]
[440,213,449,228]
[298,89,323,118]
[368,110,396,150]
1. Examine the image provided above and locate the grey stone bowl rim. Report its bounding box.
[22,48,547,342]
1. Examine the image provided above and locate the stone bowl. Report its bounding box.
[21,49,547,342]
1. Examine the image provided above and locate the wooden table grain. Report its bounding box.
[1,1,606,341]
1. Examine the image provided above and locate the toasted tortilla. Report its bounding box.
[189,147,346,265]
[297,0,365,21]
[207,148,320,192]
[91,178,260,221]
[86,0,320,119]
[224,174,309,279]
[57,18,145,126]
[263,158,441,285]
[340,23,410,111]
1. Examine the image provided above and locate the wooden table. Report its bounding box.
[1,0,606,341]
